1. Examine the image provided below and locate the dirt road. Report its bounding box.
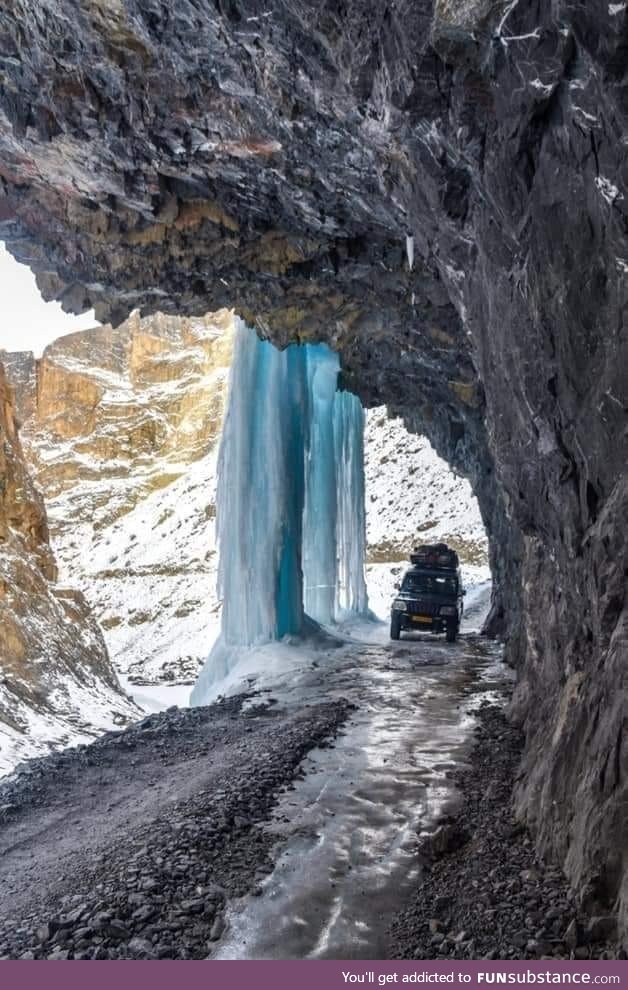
[0,624,508,960]
[0,695,351,959]
[213,630,507,959]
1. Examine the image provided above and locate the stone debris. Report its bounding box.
[0,694,352,960]
[391,704,622,961]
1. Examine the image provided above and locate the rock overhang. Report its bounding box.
[0,0,626,940]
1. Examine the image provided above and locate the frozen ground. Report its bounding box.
[0,694,351,960]
[0,613,509,960]
[190,566,492,710]
[118,677,193,713]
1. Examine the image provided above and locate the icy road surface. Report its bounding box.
[214,620,508,959]
[0,583,506,960]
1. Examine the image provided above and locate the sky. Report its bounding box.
[0,242,99,355]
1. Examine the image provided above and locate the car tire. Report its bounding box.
[446,623,458,643]
[390,615,401,640]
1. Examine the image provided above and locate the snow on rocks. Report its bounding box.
[0,362,138,778]
[364,408,488,565]
[7,311,234,692]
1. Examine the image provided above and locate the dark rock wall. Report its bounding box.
[0,0,625,937]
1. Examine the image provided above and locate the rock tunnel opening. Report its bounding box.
[363,407,491,630]
[1,296,491,698]
[0,0,625,945]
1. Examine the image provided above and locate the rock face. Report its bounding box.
[0,0,625,937]
[5,310,234,686]
[0,362,137,775]
[1,351,37,425]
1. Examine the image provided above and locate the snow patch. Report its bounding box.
[406,234,414,272]
[595,176,623,205]
[364,408,488,565]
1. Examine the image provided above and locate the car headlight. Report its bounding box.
[440,606,457,616]
[392,600,407,611]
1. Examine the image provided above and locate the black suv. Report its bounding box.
[390,544,464,643]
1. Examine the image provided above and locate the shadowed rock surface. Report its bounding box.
[0,0,625,938]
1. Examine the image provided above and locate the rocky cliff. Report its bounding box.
[0,361,137,775]
[0,0,625,938]
[7,310,234,687]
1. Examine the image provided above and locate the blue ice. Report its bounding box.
[191,321,368,703]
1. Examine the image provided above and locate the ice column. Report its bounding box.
[212,319,308,647]
[334,390,369,617]
[191,322,369,702]
[302,345,341,625]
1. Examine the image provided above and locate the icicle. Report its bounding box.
[191,322,309,700]
[406,232,414,272]
[333,391,369,618]
[302,345,341,625]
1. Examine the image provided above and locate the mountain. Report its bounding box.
[7,311,233,695]
[0,361,137,776]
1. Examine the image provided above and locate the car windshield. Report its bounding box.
[401,573,458,596]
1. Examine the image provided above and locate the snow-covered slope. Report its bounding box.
[7,312,234,694]
[364,408,490,623]
[0,360,138,777]
[0,606,139,776]
[364,409,488,564]
[59,449,221,686]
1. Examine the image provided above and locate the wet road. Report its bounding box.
[215,625,509,959]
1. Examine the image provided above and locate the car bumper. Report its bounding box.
[398,614,443,630]
[393,611,459,631]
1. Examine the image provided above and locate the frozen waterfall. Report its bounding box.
[191,321,368,703]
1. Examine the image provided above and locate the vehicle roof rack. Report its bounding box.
[409,543,459,570]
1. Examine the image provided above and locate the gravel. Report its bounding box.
[0,694,352,960]
[390,702,622,961]
[1,685,621,961]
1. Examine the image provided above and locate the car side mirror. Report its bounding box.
[462,589,467,596]
[394,582,400,590]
